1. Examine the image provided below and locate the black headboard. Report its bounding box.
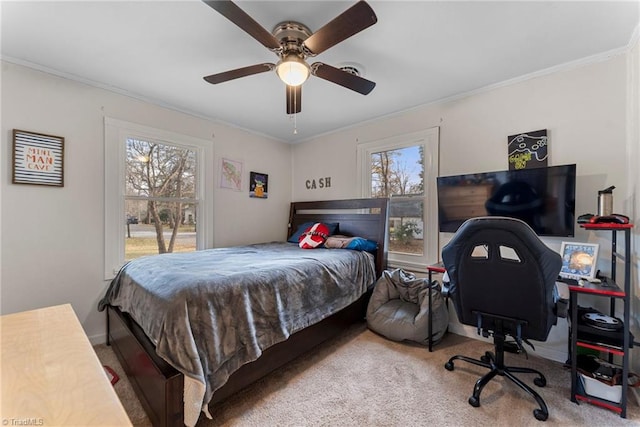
[288,198,389,278]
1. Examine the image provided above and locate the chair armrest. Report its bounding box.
[441,272,451,298]
[555,298,569,318]
[554,282,569,318]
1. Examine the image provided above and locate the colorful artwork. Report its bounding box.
[559,242,599,280]
[249,171,268,199]
[220,158,242,191]
[508,129,548,170]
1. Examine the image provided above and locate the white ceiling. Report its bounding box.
[2,1,638,143]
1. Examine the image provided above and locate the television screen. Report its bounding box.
[437,164,576,236]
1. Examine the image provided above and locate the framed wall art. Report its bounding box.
[559,242,599,280]
[249,171,268,199]
[507,129,548,170]
[12,129,64,187]
[219,158,243,191]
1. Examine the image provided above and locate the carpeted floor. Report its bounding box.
[94,323,640,426]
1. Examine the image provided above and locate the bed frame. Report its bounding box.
[106,198,389,426]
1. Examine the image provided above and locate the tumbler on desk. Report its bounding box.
[597,186,615,216]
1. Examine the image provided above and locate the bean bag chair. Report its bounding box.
[366,268,448,345]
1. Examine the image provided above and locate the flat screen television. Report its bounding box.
[436,164,576,236]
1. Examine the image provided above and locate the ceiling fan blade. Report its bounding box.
[311,62,375,95]
[202,0,281,51]
[302,1,377,55]
[286,85,302,114]
[204,63,275,84]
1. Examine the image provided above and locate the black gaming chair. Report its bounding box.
[441,216,564,421]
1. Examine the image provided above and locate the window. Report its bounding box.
[357,128,439,270]
[125,138,197,261]
[104,118,213,279]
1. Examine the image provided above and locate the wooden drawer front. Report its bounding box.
[108,307,184,427]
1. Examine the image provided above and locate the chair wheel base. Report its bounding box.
[444,361,454,371]
[534,408,548,421]
[534,377,546,387]
[468,396,480,407]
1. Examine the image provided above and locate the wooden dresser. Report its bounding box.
[1,304,132,426]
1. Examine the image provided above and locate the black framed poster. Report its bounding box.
[12,129,64,186]
[507,129,548,170]
[249,171,268,199]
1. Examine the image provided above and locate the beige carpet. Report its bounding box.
[94,323,640,426]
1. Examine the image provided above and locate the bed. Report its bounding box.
[100,198,389,427]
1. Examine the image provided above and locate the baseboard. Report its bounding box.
[88,332,107,346]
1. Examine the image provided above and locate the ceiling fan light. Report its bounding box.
[276,55,310,86]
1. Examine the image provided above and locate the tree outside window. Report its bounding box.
[125,138,197,260]
[370,145,424,255]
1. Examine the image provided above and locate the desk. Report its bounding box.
[1,304,132,426]
[427,263,447,351]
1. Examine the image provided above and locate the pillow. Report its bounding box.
[288,222,338,243]
[325,235,378,252]
[299,223,330,249]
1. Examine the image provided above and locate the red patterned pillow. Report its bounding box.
[298,222,330,249]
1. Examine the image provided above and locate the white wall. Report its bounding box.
[1,42,637,363]
[292,51,636,363]
[0,61,292,342]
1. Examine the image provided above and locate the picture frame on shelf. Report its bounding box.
[559,242,599,280]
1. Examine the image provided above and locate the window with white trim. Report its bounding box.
[104,118,213,279]
[357,128,439,270]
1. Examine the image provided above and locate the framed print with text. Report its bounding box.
[12,129,64,187]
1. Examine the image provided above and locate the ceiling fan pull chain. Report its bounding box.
[288,114,298,135]
[293,109,298,135]
[294,91,298,134]
[289,87,298,135]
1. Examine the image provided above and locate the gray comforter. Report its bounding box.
[99,242,375,411]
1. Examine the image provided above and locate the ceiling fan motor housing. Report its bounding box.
[272,21,312,57]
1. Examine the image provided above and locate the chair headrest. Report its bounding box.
[442,216,561,274]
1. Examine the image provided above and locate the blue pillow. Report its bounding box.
[325,235,378,253]
[288,222,338,243]
[345,237,378,253]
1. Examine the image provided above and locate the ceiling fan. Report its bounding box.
[202,0,377,115]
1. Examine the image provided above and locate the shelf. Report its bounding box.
[427,262,445,274]
[574,393,623,414]
[569,224,632,418]
[577,341,626,356]
[572,308,633,353]
[581,223,633,230]
[567,279,625,297]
